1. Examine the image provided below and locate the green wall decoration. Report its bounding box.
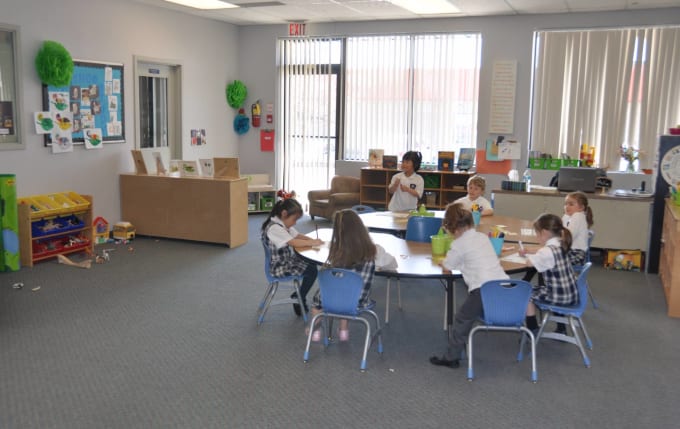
[226,80,247,109]
[35,41,74,87]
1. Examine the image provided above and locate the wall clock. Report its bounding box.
[660,145,680,187]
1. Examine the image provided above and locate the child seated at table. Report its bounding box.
[520,213,579,333]
[452,175,493,216]
[307,209,397,342]
[430,203,509,369]
[261,198,324,317]
[563,191,594,266]
[388,151,424,212]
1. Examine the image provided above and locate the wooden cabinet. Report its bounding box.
[360,167,472,210]
[18,194,93,267]
[120,174,248,247]
[492,190,652,252]
[660,199,680,317]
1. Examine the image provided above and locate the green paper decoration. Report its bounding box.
[35,41,74,87]
[226,80,247,109]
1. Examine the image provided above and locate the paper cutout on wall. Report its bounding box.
[475,150,511,174]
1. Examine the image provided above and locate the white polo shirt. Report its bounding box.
[388,172,424,212]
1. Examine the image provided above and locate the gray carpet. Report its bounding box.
[0,213,678,428]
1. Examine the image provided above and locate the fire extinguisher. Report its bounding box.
[251,100,261,128]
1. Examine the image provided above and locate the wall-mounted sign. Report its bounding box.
[289,23,306,36]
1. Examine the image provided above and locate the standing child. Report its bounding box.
[563,191,594,266]
[452,175,494,216]
[308,209,397,341]
[430,203,509,369]
[388,151,424,212]
[520,214,579,333]
[261,198,323,317]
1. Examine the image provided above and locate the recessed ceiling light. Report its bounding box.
[162,0,239,10]
[390,0,459,15]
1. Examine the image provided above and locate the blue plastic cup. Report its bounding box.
[472,211,481,227]
[489,236,504,256]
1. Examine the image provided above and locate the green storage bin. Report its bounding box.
[529,158,545,169]
[545,159,563,170]
[260,196,274,211]
[0,174,20,271]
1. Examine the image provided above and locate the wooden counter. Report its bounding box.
[492,189,652,252]
[660,199,680,317]
[120,174,248,247]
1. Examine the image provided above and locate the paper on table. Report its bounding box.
[391,212,410,218]
[501,252,527,264]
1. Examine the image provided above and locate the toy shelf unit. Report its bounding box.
[244,174,276,213]
[360,167,472,210]
[18,192,93,267]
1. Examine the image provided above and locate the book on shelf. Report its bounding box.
[368,149,384,168]
[438,151,455,171]
[382,155,398,169]
[180,160,199,177]
[457,148,476,171]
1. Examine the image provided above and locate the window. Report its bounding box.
[530,26,680,170]
[278,33,482,202]
[0,24,22,150]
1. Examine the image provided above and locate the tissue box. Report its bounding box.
[501,180,527,192]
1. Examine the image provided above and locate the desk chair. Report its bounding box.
[258,243,308,324]
[573,230,597,309]
[385,216,443,324]
[467,279,537,383]
[303,268,383,371]
[533,262,593,368]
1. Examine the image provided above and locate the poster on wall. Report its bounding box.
[42,60,124,146]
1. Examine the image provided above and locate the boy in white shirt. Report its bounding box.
[388,151,424,212]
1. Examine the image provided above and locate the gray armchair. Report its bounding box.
[308,176,360,220]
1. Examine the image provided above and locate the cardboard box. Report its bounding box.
[604,249,644,271]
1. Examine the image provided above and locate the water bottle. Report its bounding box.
[522,169,532,192]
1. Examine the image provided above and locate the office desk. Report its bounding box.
[297,229,528,341]
[359,211,538,244]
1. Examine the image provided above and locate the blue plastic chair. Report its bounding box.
[404,216,443,243]
[533,262,593,368]
[258,242,308,324]
[303,268,383,371]
[351,204,376,214]
[573,230,598,309]
[467,279,537,383]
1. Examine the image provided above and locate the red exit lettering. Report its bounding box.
[288,23,306,36]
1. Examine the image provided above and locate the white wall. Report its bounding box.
[0,0,239,222]
[236,8,680,189]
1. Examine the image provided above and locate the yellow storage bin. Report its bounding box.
[64,191,90,212]
[29,195,64,218]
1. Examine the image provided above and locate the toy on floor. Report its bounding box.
[112,221,135,241]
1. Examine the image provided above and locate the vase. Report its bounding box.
[626,160,636,173]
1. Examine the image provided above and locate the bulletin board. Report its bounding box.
[42,60,125,145]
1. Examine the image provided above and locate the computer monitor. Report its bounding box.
[557,167,598,193]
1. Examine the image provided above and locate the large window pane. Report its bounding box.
[0,25,22,150]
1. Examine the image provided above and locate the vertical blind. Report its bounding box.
[531,26,680,169]
[278,33,482,199]
[344,33,482,163]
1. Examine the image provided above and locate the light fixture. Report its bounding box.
[162,0,238,10]
[389,0,459,15]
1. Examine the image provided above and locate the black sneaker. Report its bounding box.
[429,355,460,369]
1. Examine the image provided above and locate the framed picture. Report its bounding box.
[180,160,199,177]
[153,151,166,175]
[130,150,147,175]
[168,160,181,176]
[199,158,214,177]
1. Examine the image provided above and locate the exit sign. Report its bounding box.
[288,23,306,36]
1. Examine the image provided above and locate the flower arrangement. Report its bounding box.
[619,145,642,172]
[619,145,641,163]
